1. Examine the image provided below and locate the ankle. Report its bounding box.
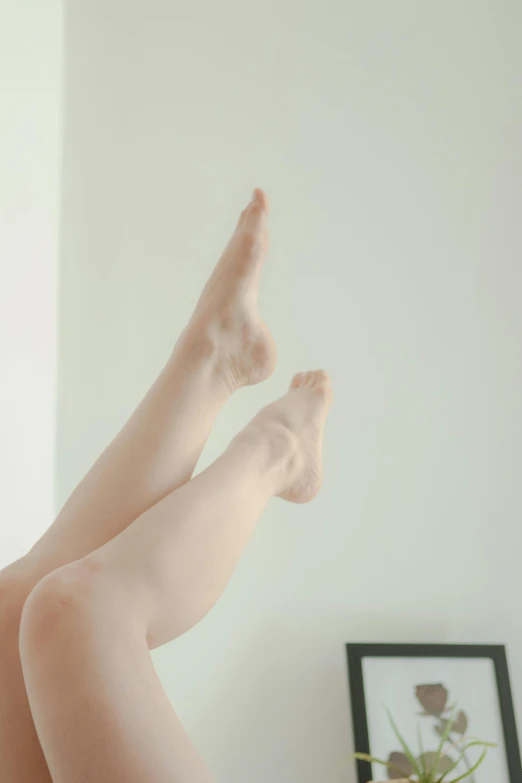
[171,319,218,369]
[166,325,231,396]
[232,419,301,494]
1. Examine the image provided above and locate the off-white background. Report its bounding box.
[0,1,62,563]
[363,656,509,781]
[57,3,522,780]
[3,1,521,782]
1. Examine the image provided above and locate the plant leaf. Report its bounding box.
[434,717,458,738]
[416,684,449,716]
[429,707,456,778]
[385,707,421,778]
[455,739,497,750]
[445,749,487,783]
[452,711,468,735]
[418,752,453,775]
[350,752,413,778]
[435,741,497,783]
[417,724,425,776]
[388,752,414,779]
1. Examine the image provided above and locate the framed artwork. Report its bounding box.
[346,643,521,783]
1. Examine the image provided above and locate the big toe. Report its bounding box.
[236,189,269,244]
[238,188,269,225]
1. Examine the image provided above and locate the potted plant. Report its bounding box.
[353,684,496,783]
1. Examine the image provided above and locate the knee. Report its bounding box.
[0,559,36,642]
[19,557,107,660]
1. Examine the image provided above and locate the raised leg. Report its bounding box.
[0,189,275,781]
[29,187,275,570]
[19,373,332,783]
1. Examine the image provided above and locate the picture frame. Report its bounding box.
[346,643,522,783]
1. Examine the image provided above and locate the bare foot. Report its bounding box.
[176,188,276,393]
[242,370,332,503]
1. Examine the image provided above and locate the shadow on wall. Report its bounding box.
[189,612,451,783]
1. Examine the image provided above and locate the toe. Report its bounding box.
[291,372,305,389]
[297,370,332,402]
[252,188,269,213]
[241,190,268,236]
[312,370,332,403]
[231,203,268,271]
[314,369,330,386]
[237,189,268,229]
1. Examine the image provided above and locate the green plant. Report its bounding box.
[352,704,496,783]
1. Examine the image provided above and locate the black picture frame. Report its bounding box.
[346,643,522,783]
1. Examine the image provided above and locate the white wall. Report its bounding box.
[58,2,522,781]
[0,1,62,565]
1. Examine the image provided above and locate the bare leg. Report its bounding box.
[19,373,332,783]
[29,187,275,570]
[0,189,275,781]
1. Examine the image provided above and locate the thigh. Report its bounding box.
[0,561,52,782]
[18,561,214,783]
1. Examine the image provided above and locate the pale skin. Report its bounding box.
[0,189,332,782]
